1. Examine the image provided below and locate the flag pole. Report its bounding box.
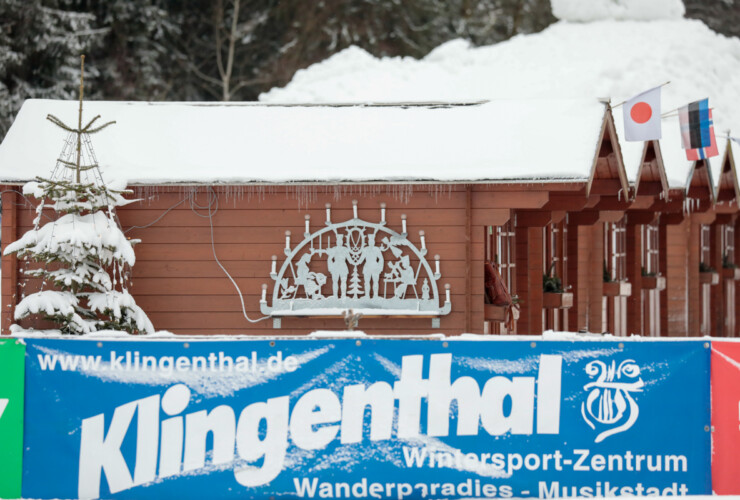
[716,133,737,142]
[611,81,671,109]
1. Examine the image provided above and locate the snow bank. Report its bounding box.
[261,19,740,113]
[3,11,736,188]
[261,16,740,188]
[552,0,685,22]
[8,328,717,343]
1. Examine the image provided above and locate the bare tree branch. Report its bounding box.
[190,62,223,88]
[229,75,279,96]
[215,0,226,83]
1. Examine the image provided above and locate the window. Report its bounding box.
[700,225,711,268]
[723,225,735,267]
[485,222,516,334]
[488,222,516,293]
[605,221,626,281]
[603,220,627,336]
[544,220,567,287]
[642,223,659,275]
[641,222,661,337]
[543,219,568,331]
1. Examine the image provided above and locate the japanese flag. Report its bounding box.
[622,86,662,142]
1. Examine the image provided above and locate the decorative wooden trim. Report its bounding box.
[641,275,666,291]
[543,292,574,309]
[484,304,507,322]
[722,268,740,281]
[700,271,720,285]
[603,281,632,297]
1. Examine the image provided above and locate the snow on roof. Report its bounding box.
[261,16,740,194]
[617,113,716,194]
[0,98,608,185]
[717,136,740,194]
[650,115,695,191]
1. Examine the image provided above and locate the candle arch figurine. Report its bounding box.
[260,202,451,328]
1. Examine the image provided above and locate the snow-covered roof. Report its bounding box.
[261,14,740,196]
[716,137,740,200]
[652,115,696,192]
[0,98,609,185]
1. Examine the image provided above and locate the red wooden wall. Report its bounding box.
[2,184,529,336]
[3,181,738,337]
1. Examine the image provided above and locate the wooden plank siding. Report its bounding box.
[1,184,550,336]
[567,222,604,332]
[5,180,738,337]
[663,219,691,336]
[1,189,19,334]
[514,224,545,335]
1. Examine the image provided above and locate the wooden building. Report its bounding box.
[0,99,738,337]
[713,138,740,337]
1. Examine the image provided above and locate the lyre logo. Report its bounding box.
[581,359,644,443]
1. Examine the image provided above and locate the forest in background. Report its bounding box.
[0,0,737,139]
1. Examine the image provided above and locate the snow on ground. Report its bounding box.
[260,4,740,188]
[551,0,685,22]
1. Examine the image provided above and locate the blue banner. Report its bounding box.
[22,338,710,499]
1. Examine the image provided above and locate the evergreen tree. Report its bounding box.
[0,0,100,138]
[3,58,153,335]
[0,0,558,133]
[684,0,740,39]
[86,0,181,101]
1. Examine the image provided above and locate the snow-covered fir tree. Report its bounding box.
[3,57,153,335]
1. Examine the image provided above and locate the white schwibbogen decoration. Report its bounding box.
[260,202,451,328]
